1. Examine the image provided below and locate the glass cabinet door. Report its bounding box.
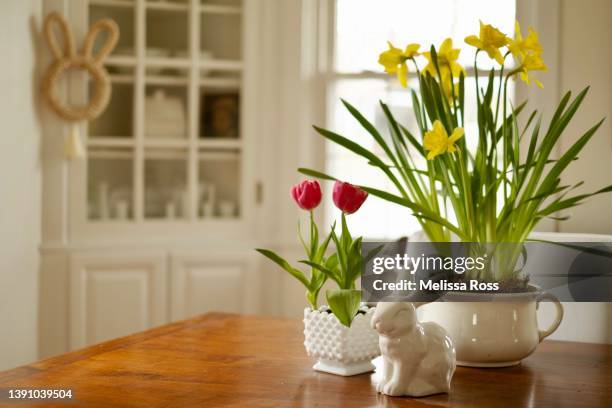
[82,0,245,229]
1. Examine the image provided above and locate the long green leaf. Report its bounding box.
[538,185,612,216]
[312,125,407,196]
[342,99,396,161]
[300,260,341,287]
[535,118,605,197]
[256,249,309,287]
[411,90,426,133]
[297,167,337,181]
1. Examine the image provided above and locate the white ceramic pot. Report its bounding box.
[303,306,380,376]
[419,289,563,367]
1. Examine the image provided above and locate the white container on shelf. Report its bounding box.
[145,89,186,138]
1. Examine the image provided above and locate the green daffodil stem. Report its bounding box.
[410,57,420,76]
[456,149,475,240]
[474,50,480,103]
[493,52,510,127]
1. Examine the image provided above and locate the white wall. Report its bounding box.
[552,0,612,344]
[0,0,42,370]
[557,0,612,234]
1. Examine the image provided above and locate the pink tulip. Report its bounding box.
[332,181,368,214]
[291,180,322,210]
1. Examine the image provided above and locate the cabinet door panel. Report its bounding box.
[70,252,167,348]
[171,252,258,320]
[184,265,244,315]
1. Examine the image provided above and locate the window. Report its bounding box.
[325,0,516,239]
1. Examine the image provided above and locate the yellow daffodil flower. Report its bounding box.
[424,120,464,160]
[464,21,509,64]
[507,21,546,87]
[518,53,547,88]
[507,21,543,59]
[422,38,465,79]
[378,42,420,87]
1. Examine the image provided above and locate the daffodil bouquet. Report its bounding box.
[300,21,611,285]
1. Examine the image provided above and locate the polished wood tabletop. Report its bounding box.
[0,313,610,407]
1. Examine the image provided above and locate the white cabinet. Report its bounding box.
[66,250,260,349]
[170,251,258,320]
[39,0,266,357]
[69,252,167,348]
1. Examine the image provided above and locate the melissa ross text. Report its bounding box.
[372,279,500,292]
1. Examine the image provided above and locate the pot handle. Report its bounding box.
[536,292,564,342]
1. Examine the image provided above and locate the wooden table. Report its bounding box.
[0,313,610,407]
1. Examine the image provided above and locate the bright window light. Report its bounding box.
[326,0,516,239]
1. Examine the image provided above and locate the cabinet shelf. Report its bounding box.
[200,77,240,88]
[146,1,189,12]
[199,150,240,161]
[200,4,242,15]
[145,149,188,160]
[144,138,189,148]
[90,0,134,8]
[111,74,238,87]
[86,139,242,154]
[106,55,137,67]
[147,75,189,86]
[146,57,191,69]
[89,149,133,160]
[109,74,134,84]
[201,59,242,72]
[146,58,242,72]
[198,139,241,150]
[88,137,134,147]
[106,56,241,73]
[109,74,190,86]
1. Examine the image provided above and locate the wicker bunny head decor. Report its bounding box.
[41,12,119,158]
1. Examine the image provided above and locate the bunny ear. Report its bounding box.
[43,12,76,59]
[82,19,119,64]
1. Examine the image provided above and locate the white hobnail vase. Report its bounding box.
[303,306,380,376]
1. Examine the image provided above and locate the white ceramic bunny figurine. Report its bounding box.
[371,302,456,397]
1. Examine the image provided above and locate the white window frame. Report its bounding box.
[302,0,562,234]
